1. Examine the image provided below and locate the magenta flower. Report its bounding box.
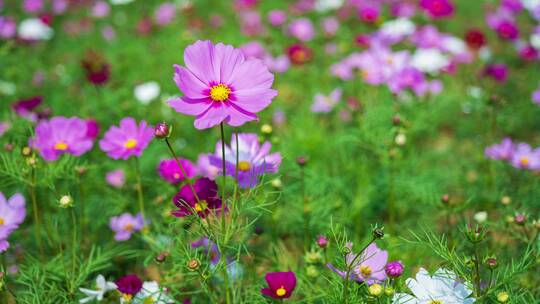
[157,158,197,185]
[154,2,177,26]
[115,274,143,296]
[420,0,454,18]
[171,177,222,218]
[109,212,144,241]
[32,116,94,161]
[208,133,281,188]
[532,86,540,105]
[0,17,17,39]
[106,169,125,188]
[485,138,514,160]
[0,192,26,253]
[23,0,44,13]
[328,243,388,285]
[385,260,404,278]
[486,10,519,40]
[311,88,342,113]
[168,40,277,129]
[261,271,297,299]
[12,95,43,119]
[86,119,100,140]
[288,18,315,41]
[99,117,154,160]
[482,64,508,83]
[510,143,540,170]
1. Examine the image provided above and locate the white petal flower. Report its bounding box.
[133,281,173,304]
[379,18,416,39]
[110,0,135,5]
[18,19,54,41]
[411,49,449,74]
[134,81,160,105]
[315,0,344,12]
[79,275,117,303]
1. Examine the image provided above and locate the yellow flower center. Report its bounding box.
[520,157,529,166]
[143,297,155,304]
[361,70,369,79]
[54,141,69,151]
[210,83,231,102]
[124,138,138,149]
[0,217,4,225]
[124,223,134,232]
[359,265,372,277]
[429,300,443,304]
[122,294,133,302]
[238,161,251,172]
[276,286,286,297]
[194,200,208,212]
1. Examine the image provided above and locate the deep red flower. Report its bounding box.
[171,178,222,218]
[465,28,486,50]
[286,44,312,65]
[81,50,109,86]
[115,274,143,296]
[261,271,297,299]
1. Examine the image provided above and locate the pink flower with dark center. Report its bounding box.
[171,178,222,218]
[420,0,454,18]
[157,158,197,185]
[32,116,94,161]
[261,272,297,299]
[168,40,277,129]
[99,117,154,160]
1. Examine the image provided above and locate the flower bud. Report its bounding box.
[26,156,37,167]
[384,287,395,297]
[21,146,32,157]
[306,265,319,278]
[296,156,307,167]
[58,195,74,208]
[155,251,169,263]
[385,261,404,278]
[4,143,13,152]
[395,133,406,146]
[372,227,384,239]
[368,284,383,297]
[514,213,526,226]
[271,178,282,189]
[465,224,486,243]
[261,124,273,135]
[484,257,498,269]
[304,250,323,264]
[187,259,200,271]
[392,115,401,126]
[500,196,511,205]
[441,194,450,204]
[316,235,328,248]
[154,122,171,139]
[496,291,509,303]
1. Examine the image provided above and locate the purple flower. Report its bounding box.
[317,235,328,248]
[99,117,154,160]
[12,96,43,119]
[192,237,220,264]
[23,0,43,13]
[157,158,197,185]
[0,16,17,39]
[311,88,342,113]
[208,133,282,188]
[91,1,110,18]
[267,10,286,26]
[115,274,143,296]
[485,138,514,160]
[196,154,220,180]
[109,212,144,241]
[154,2,177,26]
[486,10,519,40]
[482,64,508,83]
[288,18,315,41]
[32,116,94,161]
[106,169,125,188]
[385,260,404,278]
[168,40,277,129]
[420,0,454,18]
[328,243,388,285]
[532,86,540,105]
[321,17,339,37]
[501,0,523,14]
[261,271,297,299]
[0,192,26,253]
[171,178,222,218]
[510,143,540,170]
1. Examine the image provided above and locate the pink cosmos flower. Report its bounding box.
[420,0,454,18]
[328,243,388,285]
[0,192,26,252]
[261,272,297,299]
[109,212,144,241]
[32,116,94,161]
[106,169,125,188]
[196,154,220,180]
[239,11,264,37]
[532,86,540,105]
[267,10,286,27]
[23,0,43,14]
[486,10,519,40]
[288,18,315,41]
[168,40,277,129]
[91,1,110,18]
[311,88,342,113]
[485,138,514,160]
[154,2,177,26]
[157,158,197,185]
[0,17,17,39]
[510,143,540,170]
[99,117,154,160]
[482,64,508,83]
[321,17,339,37]
[208,133,281,188]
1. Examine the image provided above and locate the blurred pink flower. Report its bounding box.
[154,2,177,26]
[106,169,125,188]
[267,10,286,27]
[288,18,315,41]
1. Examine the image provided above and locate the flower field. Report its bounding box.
[1,0,540,303]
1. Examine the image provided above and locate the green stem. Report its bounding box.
[70,208,77,294]
[218,123,231,304]
[164,138,201,203]
[473,243,481,297]
[77,175,87,248]
[134,157,146,222]
[233,132,239,201]
[29,168,44,258]
[301,166,310,249]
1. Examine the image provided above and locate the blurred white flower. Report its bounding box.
[395,133,407,146]
[134,81,160,105]
[411,49,449,74]
[0,80,16,95]
[18,18,54,40]
[133,281,173,304]
[79,275,117,303]
[478,46,492,62]
[315,0,344,12]
[379,18,416,39]
[531,33,540,50]
[109,0,135,5]
[474,211,488,223]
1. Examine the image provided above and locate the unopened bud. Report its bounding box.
[372,228,384,239]
[384,287,395,297]
[306,265,319,278]
[296,156,307,167]
[316,235,328,248]
[500,196,511,205]
[368,284,383,297]
[154,122,171,139]
[441,194,450,204]
[261,124,273,135]
[271,178,282,189]
[392,115,401,126]
[155,251,169,263]
[485,257,498,269]
[21,146,32,156]
[514,213,526,225]
[496,292,509,303]
[58,195,74,208]
[187,259,200,271]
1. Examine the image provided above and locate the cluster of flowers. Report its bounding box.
[485,138,540,170]
[0,192,26,252]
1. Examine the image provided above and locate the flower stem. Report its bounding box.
[164,138,201,202]
[300,165,310,249]
[29,168,44,258]
[233,132,239,201]
[134,157,146,222]
[473,242,482,297]
[70,208,77,294]
[218,122,231,304]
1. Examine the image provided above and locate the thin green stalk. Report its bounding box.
[473,243,481,297]
[134,157,146,222]
[218,123,231,304]
[77,175,87,248]
[342,238,376,303]
[29,168,44,258]
[70,208,77,294]
[1,253,8,303]
[164,138,200,202]
[301,166,310,249]
[233,132,239,201]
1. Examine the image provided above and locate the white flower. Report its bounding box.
[18,19,54,41]
[478,47,492,62]
[522,0,540,11]
[133,281,173,304]
[474,211,488,223]
[442,36,467,55]
[109,0,135,5]
[393,268,476,304]
[379,18,416,39]
[315,0,344,12]
[411,49,449,74]
[395,133,407,146]
[530,33,540,50]
[134,81,160,105]
[79,275,117,303]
